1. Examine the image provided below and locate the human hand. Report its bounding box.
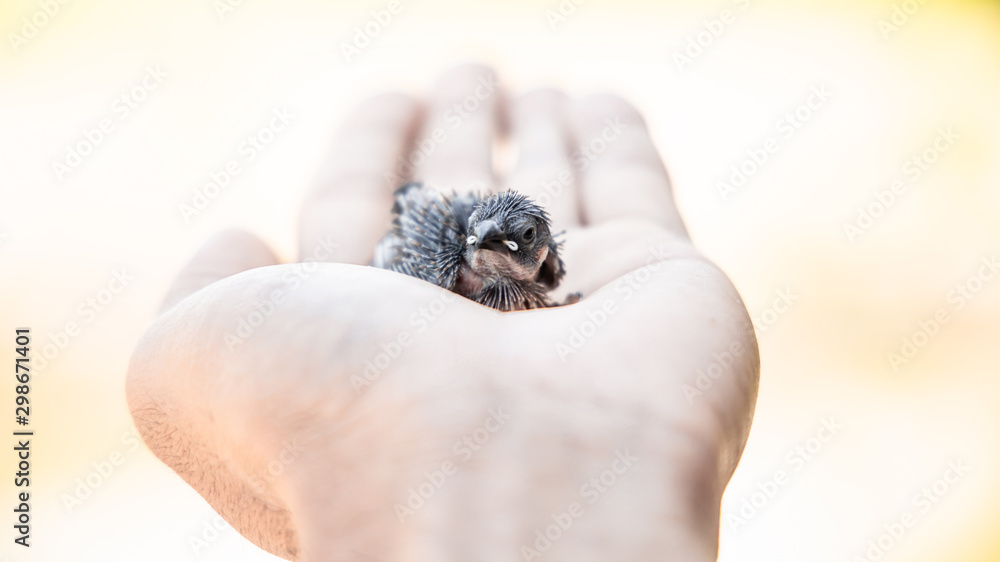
[126,64,759,561]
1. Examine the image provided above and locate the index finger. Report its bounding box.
[568,94,688,239]
[161,229,279,313]
[411,64,502,194]
[298,93,423,264]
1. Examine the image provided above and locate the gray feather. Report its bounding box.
[372,182,572,311]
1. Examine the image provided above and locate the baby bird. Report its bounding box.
[372,182,573,311]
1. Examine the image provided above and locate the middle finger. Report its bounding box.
[412,64,502,195]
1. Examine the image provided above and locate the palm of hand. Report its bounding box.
[127,66,759,562]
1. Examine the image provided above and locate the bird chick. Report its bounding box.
[372,182,575,311]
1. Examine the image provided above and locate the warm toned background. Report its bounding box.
[2,0,999,560]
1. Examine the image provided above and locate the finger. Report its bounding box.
[413,64,502,194]
[505,89,582,228]
[161,229,279,313]
[568,94,688,238]
[299,93,422,264]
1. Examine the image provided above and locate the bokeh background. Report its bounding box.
[2,0,999,560]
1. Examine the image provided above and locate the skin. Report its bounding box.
[126,64,759,561]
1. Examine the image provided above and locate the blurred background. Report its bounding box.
[2,0,999,560]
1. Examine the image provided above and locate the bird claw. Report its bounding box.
[560,292,583,306]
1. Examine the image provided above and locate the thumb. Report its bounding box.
[161,229,280,313]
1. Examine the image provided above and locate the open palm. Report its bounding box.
[127,65,759,561]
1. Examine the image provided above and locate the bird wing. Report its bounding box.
[372,183,475,290]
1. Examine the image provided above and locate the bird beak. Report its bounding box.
[471,220,507,251]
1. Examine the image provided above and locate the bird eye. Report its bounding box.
[522,227,535,243]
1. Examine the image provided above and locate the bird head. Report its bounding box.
[464,190,566,289]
